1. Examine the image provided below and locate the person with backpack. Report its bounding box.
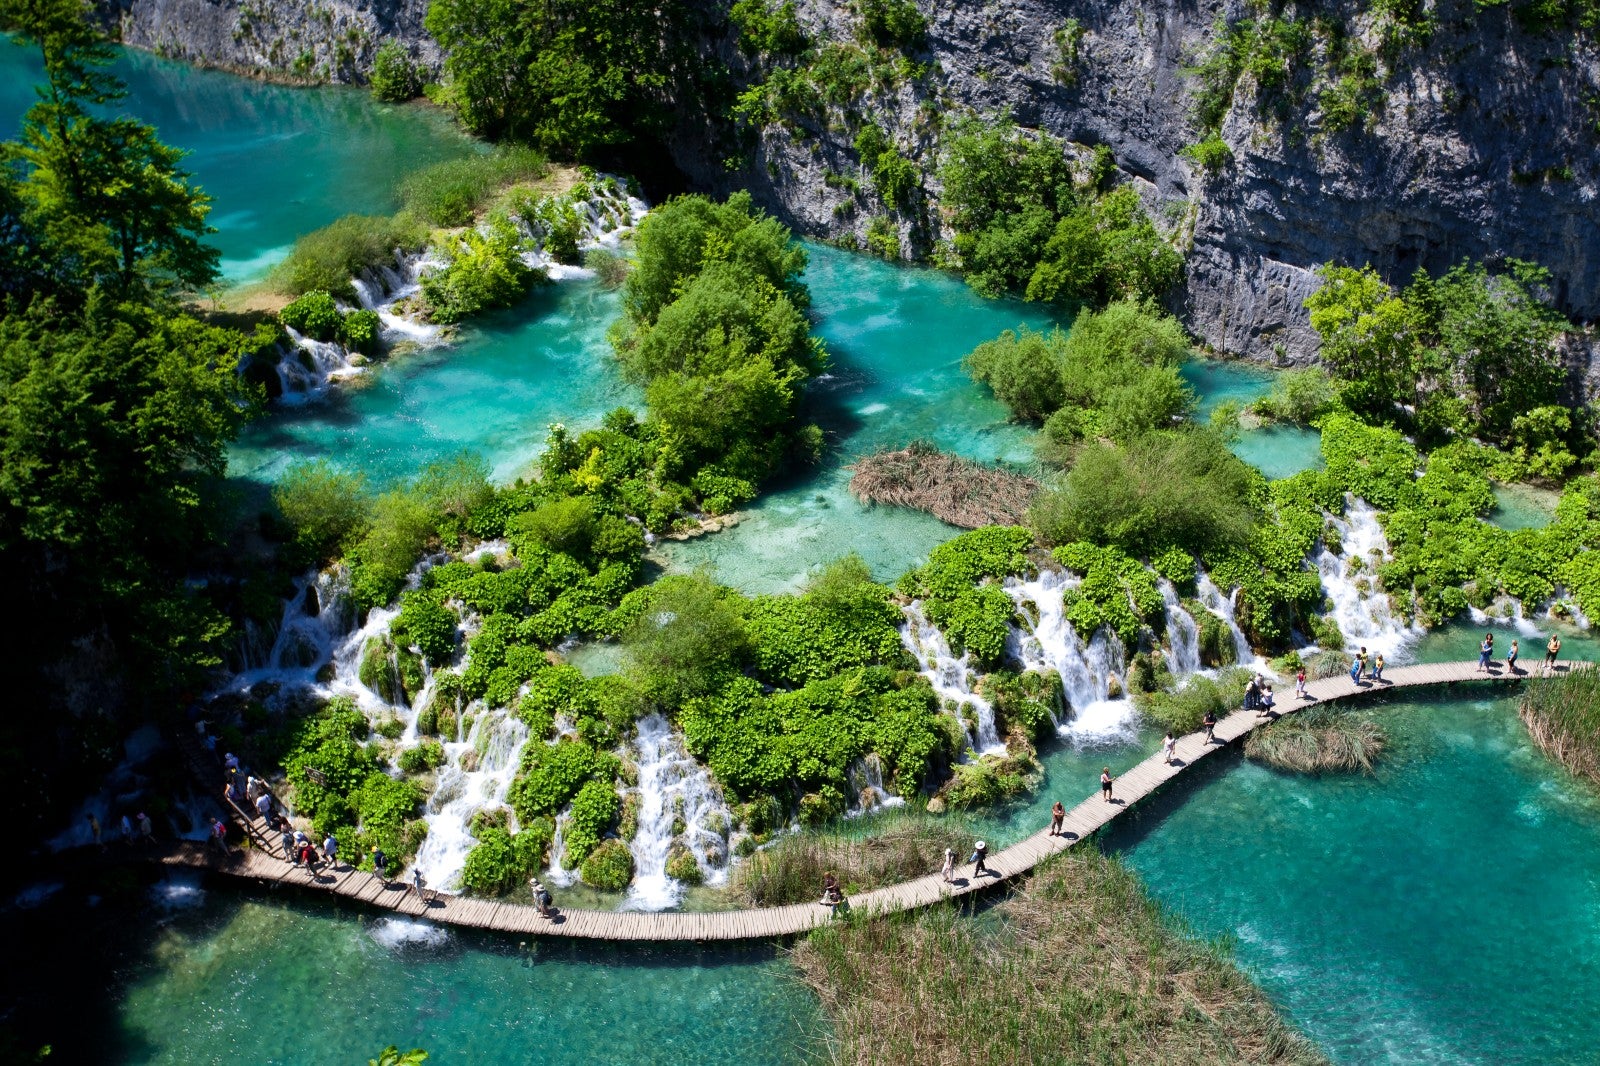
[371,846,389,883]
[969,840,990,878]
[1202,709,1218,744]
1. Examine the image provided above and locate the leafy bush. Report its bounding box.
[279,290,344,341]
[1180,134,1233,174]
[270,214,427,298]
[273,460,369,566]
[1136,671,1248,735]
[398,147,550,227]
[731,0,808,55]
[460,820,553,895]
[348,487,438,611]
[580,837,635,890]
[1053,543,1165,646]
[623,573,752,703]
[370,41,424,102]
[397,739,446,774]
[1251,367,1338,424]
[422,220,543,323]
[584,247,629,287]
[508,738,617,822]
[341,309,381,355]
[562,777,621,864]
[858,0,926,48]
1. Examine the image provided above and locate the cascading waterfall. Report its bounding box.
[622,712,733,911]
[1468,598,1544,637]
[1159,580,1202,677]
[412,708,529,890]
[1314,499,1423,660]
[1004,571,1138,746]
[845,753,905,815]
[1196,570,1257,668]
[899,602,1006,755]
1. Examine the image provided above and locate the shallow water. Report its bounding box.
[1487,481,1560,531]
[102,890,823,1064]
[0,42,477,282]
[1108,689,1600,1064]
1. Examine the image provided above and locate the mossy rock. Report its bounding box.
[665,845,703,884]
[579,838,634,891]
[415,706,439,736]
[358,637,403,704]
[396,648,426,704]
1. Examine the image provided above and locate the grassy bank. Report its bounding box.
[792,846,1325,1065]
[1243,706,1385,774]
[1519,668,1600,784]
[736,821,971,906]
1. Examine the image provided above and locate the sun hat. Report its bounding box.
[976,840,986,849]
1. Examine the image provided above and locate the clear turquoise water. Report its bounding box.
[1107,689,1600,1064]
[1488,482,1560,531]
[1179,359,1323,481]
[229,284,637,486]
[18,884,822,1064]
[0,41,476,281]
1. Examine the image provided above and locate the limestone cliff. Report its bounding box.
[100,0,1600,366]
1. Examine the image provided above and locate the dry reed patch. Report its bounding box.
[1520,668,1600,784]
[1243,707,1385,774]
[848,443,1040,528]
[792,848,1326,1066]
[737,822,971,906]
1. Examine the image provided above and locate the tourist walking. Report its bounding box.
[1478,634,1493,672]
[1508,640,1520,675]
[1162,732,1177,765]
[1050,800,1065,836]
[372,846,389,883]
[255,791,273,823]
[1546,634,1562,672]
[820,871,844,908]
[969,841,990,878]
[120,814,134,846]
[1258,685,1276,718]
[941,847,955,883]
[281,826,296,861]
[1295,667,1307,700]
[208,818,229,856]
[223,780,242,809]
[137,811,153,845]
[1202,709,1217,744]
[1244,675,1261,710]
[1350,648,1366,684]
[86,812,103,851]
[412,867,428,902]
[1372,654,1385,684]
[530,878,554,918]
[223,752,240,774]
[322,833,339,870]
[1100,767,1114,802]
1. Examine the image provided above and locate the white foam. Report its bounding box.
[368,916,451,950]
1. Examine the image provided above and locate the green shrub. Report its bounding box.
[460,820,553,895]
[1180,134,1233,174]
[562,778,621,864]
[1136,671,1248,734]
[340,309,381,355]
[399,148,550,227]
[1251,367,1338,424]
[579,837,635,890]
[942,756,1030,808]
[279,290,344,341]
[1053,542,1165,646]
[370,41,423,102]
[348,487,437,611]
[421,220,543,323]
[584,247,629,287]
[272,460,369,566]
[731,0,808,55]
[397,739,446,773]
[864,215,900,258]
[270,214,426,298]
[858,0,926,48]
[393,590,458,665]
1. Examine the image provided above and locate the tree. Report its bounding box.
[623,573,751,704]
[1305,264,1417,417]
[4,0,218,297]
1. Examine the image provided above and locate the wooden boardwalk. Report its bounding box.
[160,659,1577,941]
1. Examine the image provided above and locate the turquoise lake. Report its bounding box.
[8,37,1600,1066]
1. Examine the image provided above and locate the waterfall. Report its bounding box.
[899,602,1006,756]
[1160,580,1202,677]
[1196,570,1257,667]
[412,708,529,890]
[845,754,905,816]
[1313,499,1423,660]
[621,712,734,911]
[1004,572,1138,746]
[546,815,580,887]
[1468,598,1544,637]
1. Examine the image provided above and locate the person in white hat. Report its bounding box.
[969,840,989,877]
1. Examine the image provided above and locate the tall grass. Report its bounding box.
[1243,705,1385,774]
[1137,668,1250,734]
[398,147,550,227]
[736,821,972,906]
[1520,667,1600,783]
[792,846,1327,1066]
[270,213,427,297]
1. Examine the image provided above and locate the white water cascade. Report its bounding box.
[899,602,1006,755]
[622,712,733,911]
[1004,571,1138,746]
[845,753,906,816]
[1160,580,1202,677]
[413,708,529,891]
[1196,570,1258,668]
[1314,499,1423,660]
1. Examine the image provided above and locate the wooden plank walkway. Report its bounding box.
[160,659,1580,941]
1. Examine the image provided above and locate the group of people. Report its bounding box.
[86,810,154,851]
[934,839,995,887]
[1348,647,1386,684]
[1244,675,1278,716]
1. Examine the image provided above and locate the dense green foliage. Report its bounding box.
[937,120,1181,304]
[369,41,425,102]
[398,148,549,228]
[460,819,553,894]
[964,301,1194,449]
[420,219,545,322]
[1250,367,1340,425]
[1053,543,1166,646]
[272,460,370,566]
[1306,260,1583,470]
[898,527,1035,665]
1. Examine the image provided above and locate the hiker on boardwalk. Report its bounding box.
[1350,648,1367,684]
[941,847,956,883]
[1244,675,1261,710]
[1546,634,1562,671]
[255,791,273,823]
[1258,685,1276,718]
[322,833,339,870]
[412,867,430,903]
[281,826,296,860]
[137,812,154,845]
[530,878,554,918]
[1100,767,1114,802]
[1478,634,1494,672]
[120,814,134,845]
[969,840,990,877]
[820,871,844,908]
[1508,640,1520,675]
[1202,709,1218,744]
[1372,654,1386,684]
[1296,667,1308,700]
[372,846,389,883]
[208,818,229,856]
[1050,801,1066,836]
[1161,732,1177,765]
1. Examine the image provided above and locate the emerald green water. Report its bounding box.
[1488,482,1561,530]
[1108,689,1600,1064]
[0,41,476,281]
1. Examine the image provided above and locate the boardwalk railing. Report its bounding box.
[157,659,1579,941]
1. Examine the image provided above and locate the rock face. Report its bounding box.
[100,0,1600,365]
